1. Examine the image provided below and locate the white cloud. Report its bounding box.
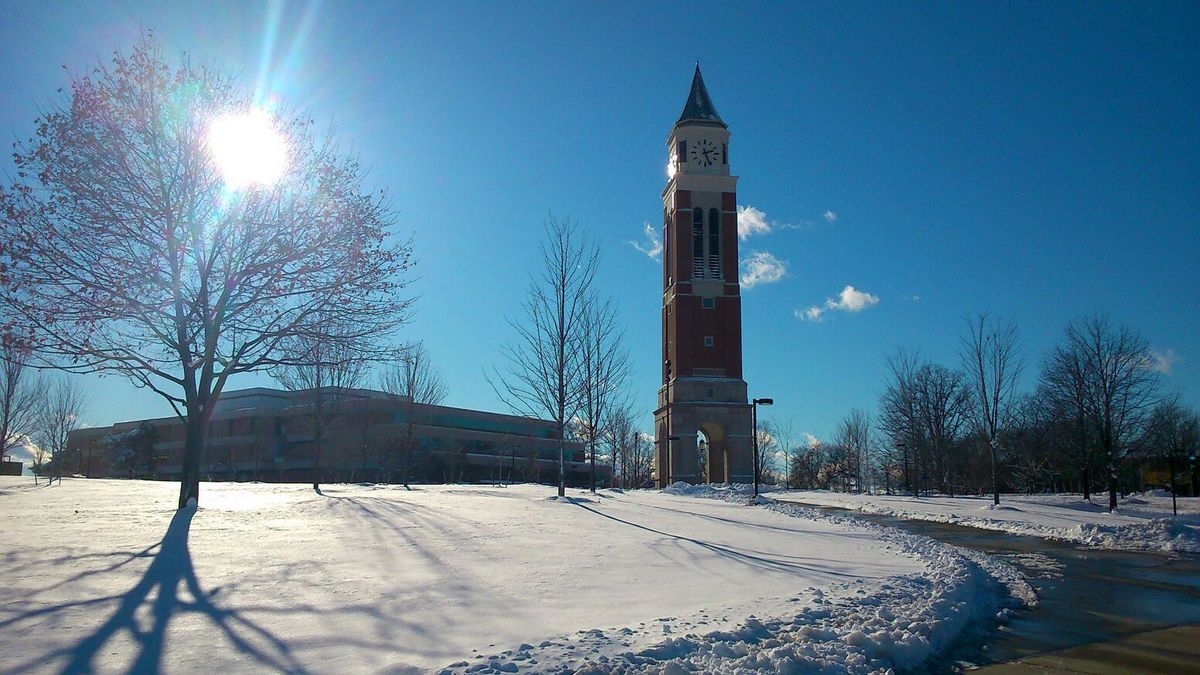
[800,306,826,322]
[833,285,880,312]
[739,251,787,289]
[738,204,837,239]
[1149,348,1178,374]
[737,205,771,240]
[802,433,821,449]
[630,222,662,260]
[796,285,880,322]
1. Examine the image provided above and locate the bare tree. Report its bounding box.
[380,341,447,487]
[605,405,637,488]
[790,436,827,490]
[833,409,872,493]
[0,35,412,508]
[878,349,922,496]
[1,341,44,467]
[488,216,598,497]
[1146,399,1200,513]
[1070,314,1161,509]
[33,376,87,484]
[1067,315,1161,512]
[576,296,629,493]
[1004,394,1058,494]
[627,432,655,488]
[1039,336,1098,499]
[754,427,779,485]
[913,363,972,496]
[960,313,1024,505]
[272,325,370,492]
[764,419,798,489]
[880,350,971,497]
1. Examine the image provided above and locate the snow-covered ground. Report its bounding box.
[773,490,1200,554]
[0,478,1030,673]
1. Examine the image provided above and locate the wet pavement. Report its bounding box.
[784,502,1200,674]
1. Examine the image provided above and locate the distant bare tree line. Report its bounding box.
[764,313,1196,512]
[1,341,88,483]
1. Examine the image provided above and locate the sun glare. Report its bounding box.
[206,109,289,188]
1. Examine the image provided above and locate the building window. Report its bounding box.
[706,387,715,398]
[702,297,715,309]
[708,208,720,277]
[691,208,704,278]
[704,336,714,347]
[722,143,727,165]
[676,140,687,165]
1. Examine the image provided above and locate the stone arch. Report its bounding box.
[695,429,709,483]
[698,421,728,483]
[656,421,668,486]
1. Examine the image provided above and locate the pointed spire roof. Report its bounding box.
[676,64,726,128]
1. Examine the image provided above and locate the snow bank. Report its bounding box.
[775,490,1200,554]
[442,483,1033,674]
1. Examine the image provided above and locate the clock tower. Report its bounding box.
[655,66,753,487]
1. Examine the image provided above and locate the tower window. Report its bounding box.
[676,140,687,165]
[708,208,720,277]
[702,297,715,309]
[692,208,704,278]
[704,336,714,347]
[722,143,727,165]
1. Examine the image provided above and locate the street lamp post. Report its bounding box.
[752,397,774,499]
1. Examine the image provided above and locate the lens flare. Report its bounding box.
[207,109,289,188]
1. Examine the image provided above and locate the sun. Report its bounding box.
[206,109,289,188]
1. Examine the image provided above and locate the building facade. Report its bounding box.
[655,66,754,487]
[66,387,600,486]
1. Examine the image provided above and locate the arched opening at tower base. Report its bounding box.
[698,422,730,484]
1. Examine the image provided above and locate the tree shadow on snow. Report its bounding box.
[570,500,864,580]
[3,507,309,675]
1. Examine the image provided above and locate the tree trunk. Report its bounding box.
[991,439,1000,506]
[403,441,411,489]
[557,420,565,498]
[1108,449,1119,513]
[178,417,204,509]
[1082,464,1091,501]
[589,434,596,494]
[312,438,322,491]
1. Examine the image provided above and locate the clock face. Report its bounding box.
[689,138,719,167]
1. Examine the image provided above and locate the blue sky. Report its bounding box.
[1,1,1197,444]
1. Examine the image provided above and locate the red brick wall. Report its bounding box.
[662,188,744,380]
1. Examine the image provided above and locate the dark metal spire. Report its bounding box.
[676,64,726,127]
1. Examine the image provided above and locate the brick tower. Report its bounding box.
[654,66,753,487]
